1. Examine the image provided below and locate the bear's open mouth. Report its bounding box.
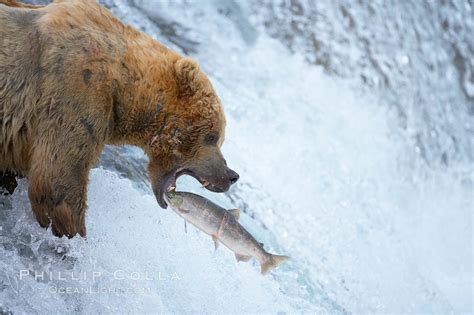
[166,169,218,191]
[159,168,223,208]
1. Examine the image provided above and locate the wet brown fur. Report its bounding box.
[0,0,228,237]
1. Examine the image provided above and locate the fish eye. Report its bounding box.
[204,132,218,145]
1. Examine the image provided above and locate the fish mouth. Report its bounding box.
[158,168,226,208]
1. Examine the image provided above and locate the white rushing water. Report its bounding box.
[0,0,472,313]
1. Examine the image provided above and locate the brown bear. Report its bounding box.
[0,0,239,237]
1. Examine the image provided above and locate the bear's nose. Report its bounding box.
[227,168,239,184]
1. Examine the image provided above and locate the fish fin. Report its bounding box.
[184,220,187,234]
[177,207,190,213]
[260,254,290,275]
[235,253,252,262]
[212,235,219,250]
[228,208,240,220]
[259,242,264,248]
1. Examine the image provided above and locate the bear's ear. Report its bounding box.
[175,57,201,98]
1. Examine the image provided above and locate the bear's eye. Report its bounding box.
[204,133,218,145]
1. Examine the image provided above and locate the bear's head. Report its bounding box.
[141,57,239,208]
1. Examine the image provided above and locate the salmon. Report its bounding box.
[165,191,289,275]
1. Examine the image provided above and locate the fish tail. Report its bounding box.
[260,254,289,275]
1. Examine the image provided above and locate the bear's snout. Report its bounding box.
[227,168,239,185]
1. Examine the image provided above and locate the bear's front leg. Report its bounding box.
[28,132,102,238]
[28,164,89,238]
